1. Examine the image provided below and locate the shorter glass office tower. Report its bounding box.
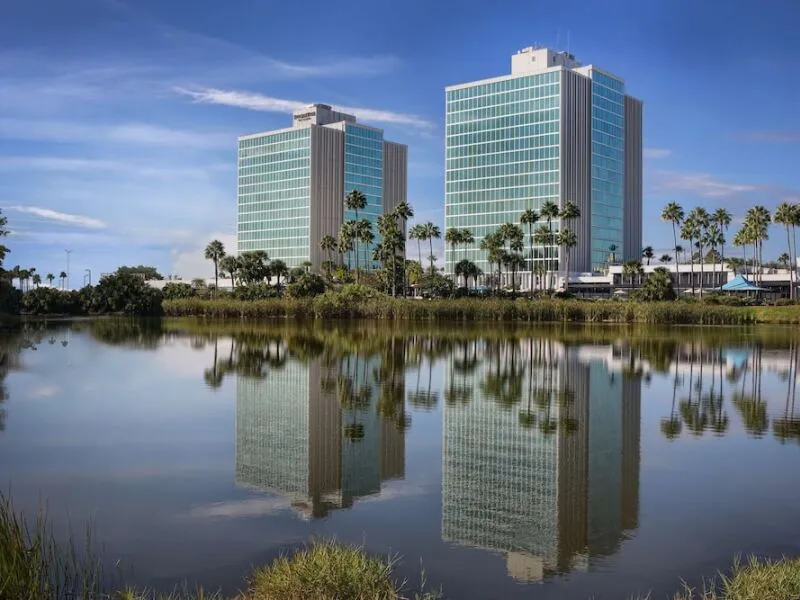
[237,104,408,269]
[445,47,643,283]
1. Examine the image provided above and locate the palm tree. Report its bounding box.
[338,221,356,272]
[519,208,539,298]
[687,207,710,297]
[775,202,797,299]
[503,238,525,296]
[219,255,239,289]
[345,189,368,273]
[392,201,415,296]
[680,218,700,295]
[59,271,67,290]
[778,253,791,270]
[660,254,672,264]
[204,240,225,294]
[733,229,748,276]
[745,206,771,284]
[661,202,685,267]
[357,219,375,276]
[409,224,426,271]
[269,259,288,289]
[480,232,504,293]
[32,273,41,288]
[421,222,441,274]
[608,243,618,265]
[559,228,578,291]
[320,235,337,279]
[455,259,477,289]
[712,208,733,285]
[642,246,654,265]
[703,225,725,289]
[540,200,560,276]
[46,273,55,287]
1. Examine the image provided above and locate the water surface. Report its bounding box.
[1,319,799,599]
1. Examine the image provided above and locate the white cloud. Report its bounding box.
[186,496,291,519]
[171,233,237,279]
[10,206,106,229]
[650,171,757,198]
[643,148,672,159]
[176,87,435,130]
[0,118,233,149]
[0,156,226,179]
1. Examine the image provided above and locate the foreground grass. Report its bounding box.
[163,295,800,325]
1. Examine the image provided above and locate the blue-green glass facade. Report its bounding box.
[344,124,384,269]
[445,71,561,274]
[237,128,311,266]
[589,70,625,269]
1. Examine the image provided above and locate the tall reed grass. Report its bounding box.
[162,294,783,325]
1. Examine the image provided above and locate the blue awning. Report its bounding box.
[718,275,768,292]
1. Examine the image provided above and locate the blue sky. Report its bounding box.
[1,0,798,280]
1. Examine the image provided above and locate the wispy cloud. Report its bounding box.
[176,87,435,130]
[738,130,800,143]
[0,156,229,179]
[10,206,106,229]
[0,118,233,149]
[644,148,672,159]
[649,171,757,198]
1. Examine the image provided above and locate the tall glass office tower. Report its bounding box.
[238,104,408,269]
[445,47,642,283]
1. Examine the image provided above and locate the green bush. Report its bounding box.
[21,288,83,315]
[84,273,163,315]
[286,273,326,298]
[233,283,279,301]
[161,282,195,300]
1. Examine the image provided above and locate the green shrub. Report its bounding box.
[286,273,326,298]
[161,282,195,300]
[84,273,163,315]
[233,283,279,301]
[21,288,83,315]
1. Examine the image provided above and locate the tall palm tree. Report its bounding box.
[219,255,239,289]
[659,254,672,264]
[409,224,426,271]
[445,228,465,272]
[320,235,337,279]
[733,229,748,276]
[712,208,733,286]
[559,228,578,291]
[421,222,441,274]
[345,189,368,274]
[661,202,685,267]
[480,232,504,293]
[642,246,655,265]
[338,221,356,272]
[32,273,41,288]
[745,206,771,284]
[59,270,67,290]
[204,239,226,294]
[687,207,710,297]
[502,251,525,297]
[775,202,797,299]
[703,225,724,289]
[391,201,414,296]
[680,218,700,295]
[269,259,288,289]
[519,208,539,297]
[357,218,375,278]
[540,200,560,276]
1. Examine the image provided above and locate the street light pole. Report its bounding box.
[65,249,72,290]
[84,269,92,287]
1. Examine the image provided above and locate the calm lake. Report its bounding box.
[2,319,800,599]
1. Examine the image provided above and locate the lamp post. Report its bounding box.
[84,269,92,287]
[65,249,72,290]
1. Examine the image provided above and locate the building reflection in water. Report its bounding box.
[442,339,641,582]
[235,348,405,519]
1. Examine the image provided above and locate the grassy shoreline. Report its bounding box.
[162,296,800,325]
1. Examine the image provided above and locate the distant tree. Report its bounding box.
[59,271,67,289]
[345,190,368,279]
[642,246,655,265]
[421,222,442,274]
[115,265,163,281]
[519,208,539,298]
[659,254,673,264]
[46,273,55,287]
[238,251,270,285]
[661,202,685,266]
[32,274,41,288]
[286,273,326,298]
[162,282,195,299]
[320,235,338,278]
[635,267,676,301]
[204,239,226,294]
[540,200,560,275]
[219,255,240,289]
[269,259,289,289]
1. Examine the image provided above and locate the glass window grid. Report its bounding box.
[344,125,384,270]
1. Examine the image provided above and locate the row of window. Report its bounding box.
[592,94,624,116]
[344,125,384,141]
[447,136,559,158]
[238,137,310,158]
[591,193,624,213]
[591,165,623,184]
[446,109,560,136]
[445,197,560,220]
[239,151,310,168]
[447,187,560,202]
[238,208,309,226]
[592,117,623,140]
[237,242,310,259]
[448,167,558,184]
[447,122,560,147]
[345,140,383,157]
[447,86,560,114]
[237,228,310,242]
[239,159,310,177]
[446,97,560,124]
[446,152,559,171]
[591,178,623,196]
[344,155,382,171]
[447,178,560,194]
[591,141,623,163]
[239,129,310,149]
[238,168,309,186]
[342,162,383,180]
[446,70,560,101]
[591,71,625,92]
[238,189,309,203]
[592,105,624,129]
[239,179,310,194]
[592,129,624,151]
